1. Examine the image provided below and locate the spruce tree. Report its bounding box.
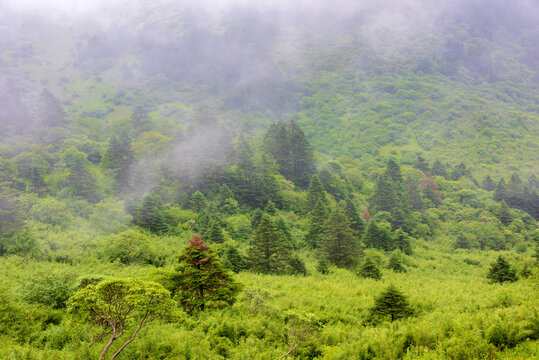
[250,208,264,230]
[190,191,207,212]
[248,215,290,274]
[487,256,518,283]
[497,200,512,226]
[344,197,365,237]
[173,235,242,312]
[358,257,382,279]
[306,174,327,210]
[306,199,328,248]
[494,178,507,201]
[482,175,496,191]
[387,251,406,272]
[370,174,397,212]
[431,160,447,177]
[316,258,330,274]
[371,285,412,321]
[223,245,248,273]
[289,121,315,188]
[207,221,225,243]
[37,88,68,128]
[363,220,392,251]
[131,106,152,136]
[134,193,167,234]
[263,122,291,178]
[392,229,412,255]
[320,207,357,268]
[415,156,429,173]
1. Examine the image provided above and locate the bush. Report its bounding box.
[21,271,76,309]
[103,230,164,266]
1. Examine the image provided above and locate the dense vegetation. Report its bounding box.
[0,0,538,359]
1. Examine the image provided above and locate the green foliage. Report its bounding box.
[371,285,412,322]
[487,256,518,284]
[190,191,207,212]
[173,235,242,312]
[248,215,291,274]
[223,245,248,273]
[358,256,382,280]
[320,207,358,268]
[316,257,330,274]
[387,251,406,273]
[103,230,163,266]
[22,271,76,309]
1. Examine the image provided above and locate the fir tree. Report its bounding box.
[358,257,382,279]
[387,251,406,272]
[415,156,429,173]
[482,175,496,191]
[431,160,447,177]
[248,215,290,274]
[344,197,365,237]
[487,256,518,283]
[250,208,264,230]
[306,199,328,248]
[371,285,412,321]
[37,88,68,128]
[497,200,512,226]
[320,207,357,268]
[223,245,248,273]
[316,258,330,275]
[63,147,97,201]
[392,229,412,255]
[370,174,397,213]
[385,159,403,183]
[235,133,256,174]
[190,191,207,212]
[306,174,327,209]
[131,106,152,136]
[494,178,507,202]
[288,255,307,276]
[264,200,276,215]
[363,220,392,251]
[289,120,315,188]
[207,221,225,243]
[173,235,242,312]
[134,193,167,234]
[263,122,291,178]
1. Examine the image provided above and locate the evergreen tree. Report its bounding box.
[250,208,264,230]
[405,178,423,211]
[63,147,97,201]
[289,121,315,188]
[494,178,507,201]
[134,193,167,234]
[306,199,329,248]
[431,160,447,177]
[363,220,392,251]
[371,285,412,321]
[358,257,382,279]
[415,156,429,173]
[344,197,365,237]
[190,191,207,212]
[264,200,276,215]
[131,106,152,136]
[385,159,403,183]
[497,200,512,226]
[102,133,133,187]
[370,174,397,212]
[487,256,518,283]
[316,258,330,275]
[288,255,307,276]
[263,122,291,178]
[482,175,496,191]
[235,133,256,174]
[223,245,248,273]
[248,215,290,274]
[207,221,225,243]
[306,174,327,209]
[320,207,357,268]
[0,183,26,239]
[392,229,412,254]
[275,217,295,249]
[37,88,68,128]
[173,235,242,312]
[387,251,406,272]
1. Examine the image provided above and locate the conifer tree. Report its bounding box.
[316,258,330,274]
[358,257,382,279]
[248,215,290,274]
[190,191,207,212]
[363,220,392,251]
[131,106,152,136]
[134,193,167,234]
[392,229,412,255]
[370,174,397,212]
[223,245,248,273]
[264,200,276,215]
[494,178,507,201]
[207,221,225,243]
[415,156,429,173]
[497,200,511,226]
[63,147,97,201]
[236,133,256,174]
[37,88,68,128]
[306,199,329,248]
[0,183,25,239]
[320,207,357,268]
[263,122,291,178]
[289,120,315,188]
[306,174,327,209]
[387,251,406,272]
[371,285,412,321]
[173,235,242,312]
[487,256,518,283]
[431,160,447,177]
[482,175,496,191]
[251,208,264,230]
[385,159,403,183]
[344,197,365,237]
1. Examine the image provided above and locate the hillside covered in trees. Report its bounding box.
[0,0,538,359]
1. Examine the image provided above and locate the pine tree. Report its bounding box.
[370,173,398,212]
[264,200,276,215]
[102,133,133,187]
[320,207,357,268]
[134,193,167,234]
[131,106,152,136]
[358,257,382,279]
[306,174,327,209]
[487,256,518,283]
[250,208,264,230]
[392,229,412,255]
[316,258,330,274]
[288,255,307,276]
[63,147,97,201]
[236,133,256,174]
[37,88,68,128]
[497,200,512,226]
[0,183,26,239]
[385,159,403,183]
[263,122,291,178]
[173,235,242,312]
[248,215,290,274]
[371,285,412,321]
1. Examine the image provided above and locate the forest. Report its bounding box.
[0,0,538,359]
